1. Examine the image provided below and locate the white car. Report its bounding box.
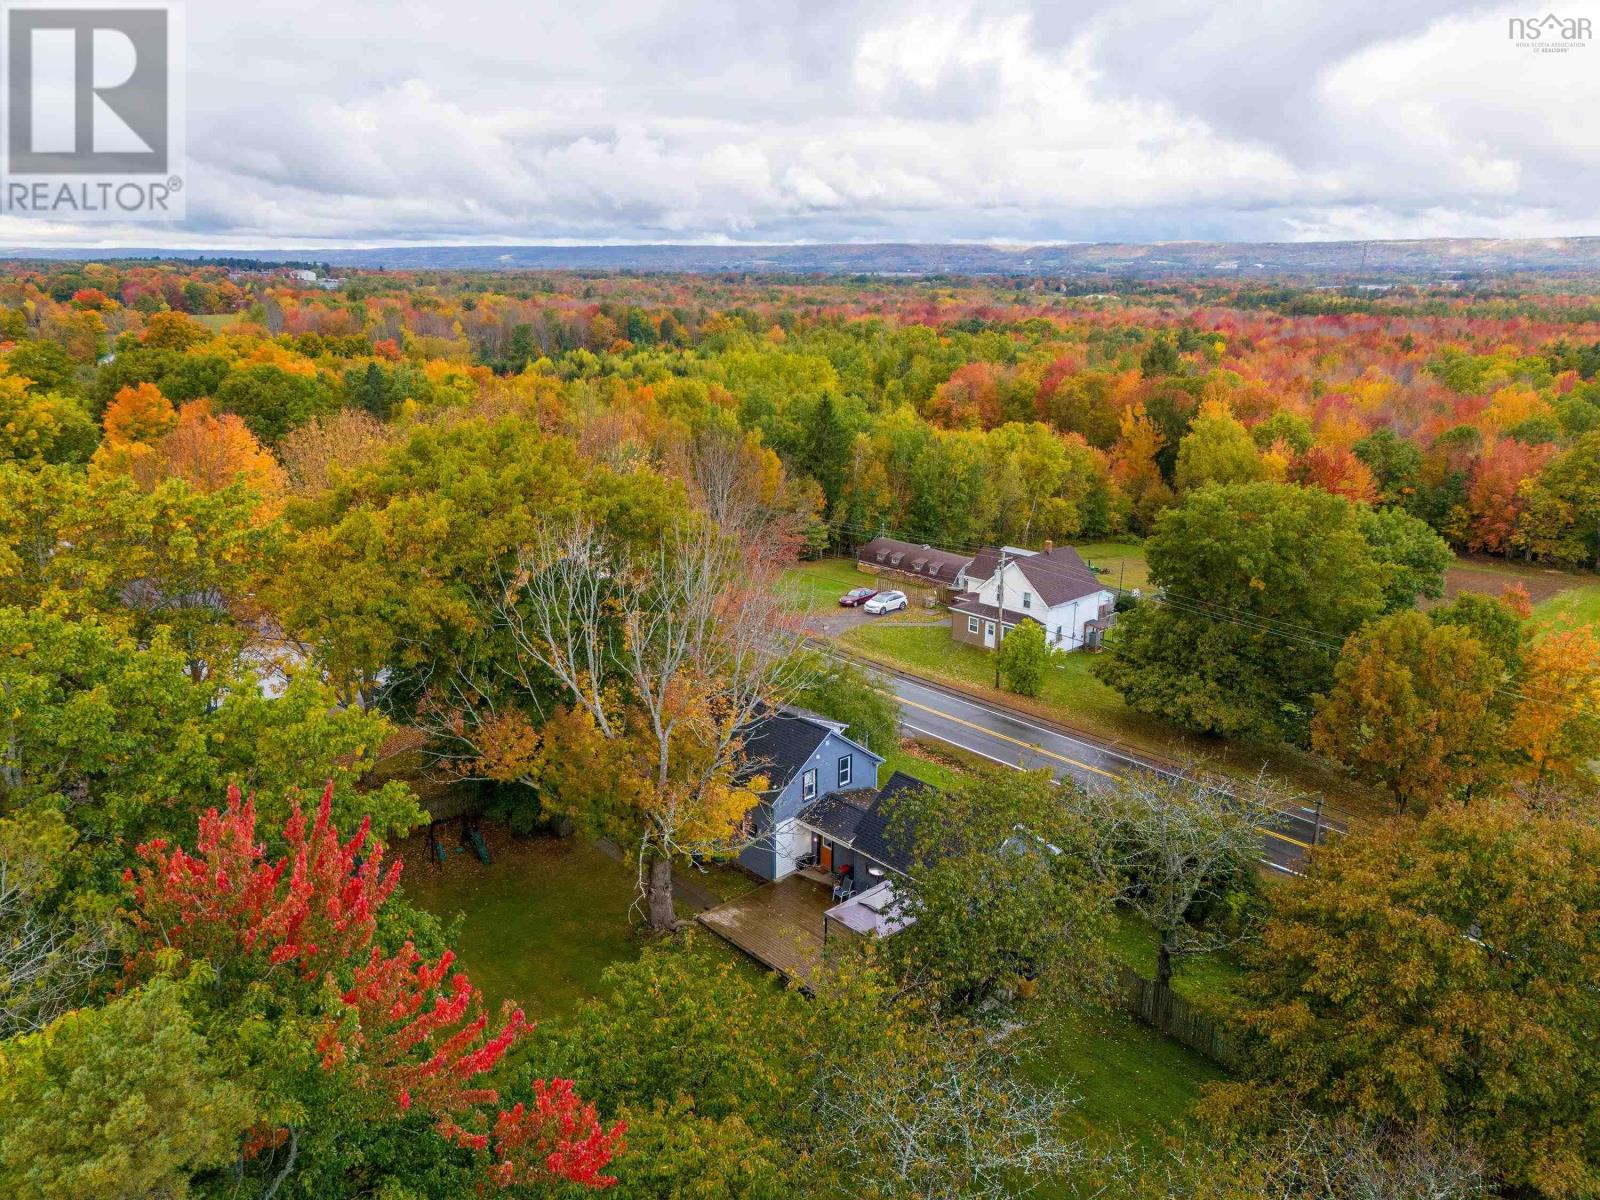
[863,590,909,615]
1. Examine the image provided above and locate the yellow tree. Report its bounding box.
[102,381,178,444]
[1111,401,1172,533]
[430,521,806,930]
[1507,628,1600,799]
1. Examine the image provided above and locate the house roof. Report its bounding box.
[793,787,877,843]
[964,544,1108,608]
[797,769,931,876]
[856,537,973,584]
[737,709,833,791]
[737,706,881,792]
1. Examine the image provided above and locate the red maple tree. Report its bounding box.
[126,783,623,1190]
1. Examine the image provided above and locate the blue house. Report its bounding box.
[792,770,926,896]
[736,707,884,882]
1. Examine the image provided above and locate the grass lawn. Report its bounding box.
[397,821,1229,1158]
[840,622,1373,817]
[1030,1002,1226,1154]
[1106,910,1245,1012]
[396,833,648,1019]
[780,558,882,611]
[1532,579,1600,633]
[192,312,241,333]
[779,558,942,618]
[1076,541,1149,592]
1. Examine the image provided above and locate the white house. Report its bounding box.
[951,543,1116,652]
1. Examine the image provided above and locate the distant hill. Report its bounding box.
[6,237,1600,278]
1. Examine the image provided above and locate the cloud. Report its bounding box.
[10,0,1600,247]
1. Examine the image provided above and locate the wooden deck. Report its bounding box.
[696,875,834,988]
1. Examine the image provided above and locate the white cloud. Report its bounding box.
[8,0,1599,247]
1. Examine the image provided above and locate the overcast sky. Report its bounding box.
[7,0,1600,248]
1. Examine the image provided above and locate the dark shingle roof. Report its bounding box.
[794,787,876,843]
[798,770,931,876]
[948,598,1041,626]
[738,710,832,791]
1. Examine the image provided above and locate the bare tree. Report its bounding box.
[0,854,110,1038]
[425,519,809,930]
[815,1011,1087,1200]
[1148,1109,1491,1200]
[1066,765,1275,987]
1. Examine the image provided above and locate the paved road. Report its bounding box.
[848,659,1341,875]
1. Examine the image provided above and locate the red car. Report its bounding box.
[838,586,879,607]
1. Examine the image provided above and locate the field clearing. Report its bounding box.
[1076,541,1150,592]
[1440,555,1600,633]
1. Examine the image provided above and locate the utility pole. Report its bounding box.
[993,547,1008,689]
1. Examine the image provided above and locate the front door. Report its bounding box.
[820,842,833,872]
[984,620,996,648]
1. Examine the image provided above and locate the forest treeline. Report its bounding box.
[3,259,1599,567]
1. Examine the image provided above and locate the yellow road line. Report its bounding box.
[899,695,1118,779]
[898,695,1312,852]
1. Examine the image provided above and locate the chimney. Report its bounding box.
[1044,539,1054,554]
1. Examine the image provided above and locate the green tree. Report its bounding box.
[1358,504,1454,612]
[1516,430,1600,565]
[1250,411,1314,455]
[1354,428,1424,510]
[1173,403,1264,493]
[800,392,851,518]
[0,465,282,683]
[1095,483,1387,742]
[0,607,422,848]
[215,362,338,443]
[0,377,96,466]
[997,619,1055,697]
[1065,765,1269,988]
[881,770,1113,1009]
[0,977,256,1200]
[790,654,900,756]
[1429,590,1529,683]
[1312,611,1503,813]
[1238,801,1600,1198]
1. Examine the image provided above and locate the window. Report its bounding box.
[1055,626,1064,643]
[985,621,996,639]
[802,768,817,801]
[1022,591,1032,609]
[838,755,852,787]
[1001,623,1014,636]
[967,616,980,634]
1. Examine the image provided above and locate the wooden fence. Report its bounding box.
[1116,965,1240,1070]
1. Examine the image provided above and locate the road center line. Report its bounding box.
[897,696,1312,851]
